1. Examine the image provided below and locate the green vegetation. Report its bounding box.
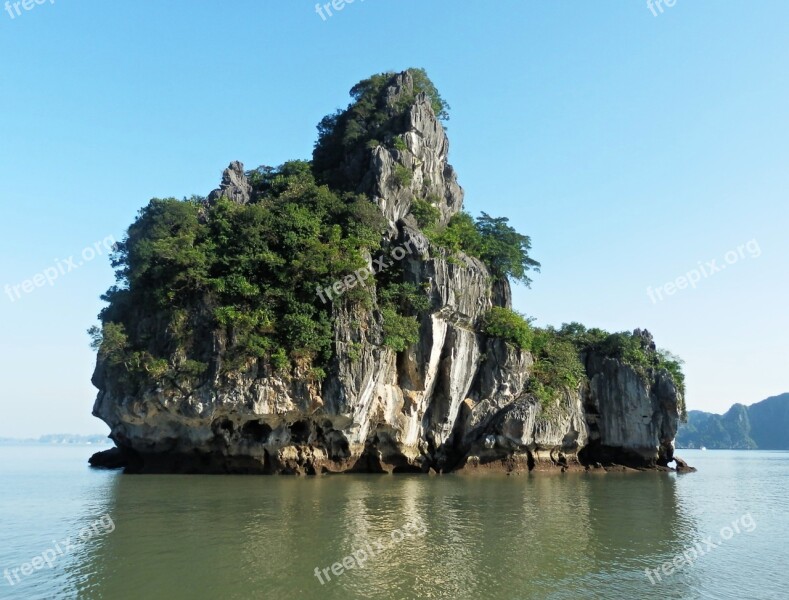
[480,309,583,410]
[404,68,451,120]
[425,211,477,252]
[378,282,431,314]
[528,330,586,410]
[409,197,441,229]
[89,322,127,362]
[474,214,541,284]
[392,164,413,187]
[393,135,408,152]
[88,320,208,383]
[552,323,686,395]
[347,342,363,364]
[548,323,687,420]
[482,307,533,350]
[380,307,420,352]
[94,161,387,387]
[313,68,449,188]
[377,282,430,352]
[426,211,541,285]
[481,316,687,417]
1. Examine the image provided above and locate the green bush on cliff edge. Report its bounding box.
[482,307,533,350]
[91,161,387,386]
[481,313,687,420]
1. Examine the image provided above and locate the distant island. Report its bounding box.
[0,434,111,446]
[676,393,789,449]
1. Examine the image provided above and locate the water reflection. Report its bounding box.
[6,447,786,599]
[67,470,701,600]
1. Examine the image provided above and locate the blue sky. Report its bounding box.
[0,0,786,437]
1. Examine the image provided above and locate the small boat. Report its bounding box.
[700,446,707,451]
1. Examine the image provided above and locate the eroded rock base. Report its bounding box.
[91,442,694,475]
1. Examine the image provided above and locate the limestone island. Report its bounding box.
[89,70,694,475]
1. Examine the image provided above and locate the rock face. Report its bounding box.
[582,348,681,467]
[363,75,463,227]
[320,71,463,229]
[207,160,252,205]
[91,71,684,474]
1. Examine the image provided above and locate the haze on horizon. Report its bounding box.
[0,1,787,437]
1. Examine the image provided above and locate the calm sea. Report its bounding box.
[0,446,786,599]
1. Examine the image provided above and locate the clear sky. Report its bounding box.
[0,0,787,437]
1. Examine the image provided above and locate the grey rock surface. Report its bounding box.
[207,160,252,205]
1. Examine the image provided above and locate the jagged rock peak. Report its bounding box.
[313,69,463,229]
[364,71,463,227]
[633,328,657,353]
[207,160,252,205]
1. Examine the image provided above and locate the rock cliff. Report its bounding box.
[90,70,686,474]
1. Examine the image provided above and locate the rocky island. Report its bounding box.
[677,393,789,450]
[89,69,691,475]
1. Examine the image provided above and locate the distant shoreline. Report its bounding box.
[676,447,789,451]
[0,435,110,446]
